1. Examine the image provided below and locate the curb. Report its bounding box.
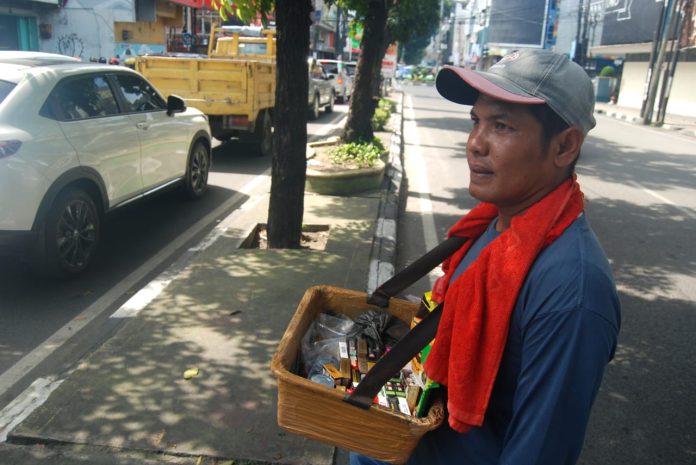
[595,108,696,137]
[367,91,404,295]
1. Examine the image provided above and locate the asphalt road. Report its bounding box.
[394,82,696,465]
[0,104,348,414]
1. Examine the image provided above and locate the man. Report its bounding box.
[351,49,621,465]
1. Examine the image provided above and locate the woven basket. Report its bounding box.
[271,285,445,465]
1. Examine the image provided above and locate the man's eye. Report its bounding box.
[471,117,479,125]
[495,122,510,130]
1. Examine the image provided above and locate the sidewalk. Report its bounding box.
[594,102,696,137]
[1,98,404,465]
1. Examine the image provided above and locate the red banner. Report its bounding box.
[169,0,215,9]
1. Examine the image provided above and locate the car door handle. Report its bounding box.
[136,122,150,130]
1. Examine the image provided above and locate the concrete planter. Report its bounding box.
[305,138,386,196]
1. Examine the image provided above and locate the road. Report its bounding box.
[0,104,348,414]
[395,82,696,464]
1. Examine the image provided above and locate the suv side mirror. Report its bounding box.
[167,95,186,116]
[326,73,336,80]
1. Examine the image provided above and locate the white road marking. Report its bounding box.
[0,377,63,442]
[404,94,441,287]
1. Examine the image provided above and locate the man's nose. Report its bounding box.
[467,126,486,156]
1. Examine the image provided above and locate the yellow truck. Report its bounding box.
[134,26,275,156]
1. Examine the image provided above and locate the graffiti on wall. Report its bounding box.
[57,33,85,58]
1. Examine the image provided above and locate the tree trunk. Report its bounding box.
[342,0,388,143]
[267,0,312,248]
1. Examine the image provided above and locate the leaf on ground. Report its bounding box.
[184,367,200,380]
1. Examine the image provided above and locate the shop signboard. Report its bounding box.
[382,43,397,78]
[488,0,547,47]
[601,0,675,45]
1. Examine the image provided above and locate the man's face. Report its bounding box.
[467,95,562,217]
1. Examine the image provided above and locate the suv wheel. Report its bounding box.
[184,141,210,199]
[256,110,273,157]
[325,91,335,114]
[309,94,320,120]
[40,187,100,278]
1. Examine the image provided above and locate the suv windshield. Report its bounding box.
[320,63,339,75]
[0,80,16,105]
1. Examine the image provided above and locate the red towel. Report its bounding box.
[424,175,584,432]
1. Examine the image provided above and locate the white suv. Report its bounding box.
[0,52,211,277]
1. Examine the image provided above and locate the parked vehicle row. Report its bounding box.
[0,51,211,277]
[0,50,354,278]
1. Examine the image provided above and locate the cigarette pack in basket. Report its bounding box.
[271,285,445,465]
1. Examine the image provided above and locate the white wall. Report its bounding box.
[618,60,696,118]
[38,0,134,60]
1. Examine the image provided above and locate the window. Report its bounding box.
[320,64,339,75]
[49,75,120,121]
[113,74,165,113]
[311,65,325,79]
[0,80,16,105]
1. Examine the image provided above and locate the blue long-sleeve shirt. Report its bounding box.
[351,214,621,465]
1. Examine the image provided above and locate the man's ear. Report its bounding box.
[552,127,584,169]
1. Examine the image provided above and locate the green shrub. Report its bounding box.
[372,108,390,131]
[599,66,615,77]
[330,137,385,168]
[372,98,395,131]
[379,98,396,112]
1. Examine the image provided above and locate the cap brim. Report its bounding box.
[436,65,545,106]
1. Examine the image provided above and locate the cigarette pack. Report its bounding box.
[357,337,369,374]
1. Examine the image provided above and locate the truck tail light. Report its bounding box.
[224,115,249,128]
[0,140,21,159]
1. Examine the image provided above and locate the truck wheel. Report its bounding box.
[325,91,335,114]
[256,110,273,157]
[184,141,210,199]
[38,187,100,278]
[309,94,320,120]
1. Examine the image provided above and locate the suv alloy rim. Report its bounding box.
[190,144,209,194]
[57,199,97,269]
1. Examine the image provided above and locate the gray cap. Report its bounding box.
[436,49,596,134]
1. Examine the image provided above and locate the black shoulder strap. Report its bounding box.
[367,235,468,308]
[344,235,467,410]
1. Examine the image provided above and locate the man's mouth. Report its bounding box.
[470,165,493,176]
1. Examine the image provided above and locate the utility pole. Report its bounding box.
[656,0,686,124]
[581,0,591,68]
[640,1,667,118]
[436,0,445,69]
[335,7,343,61]
[574,0,584,64]
[643,0,676,125]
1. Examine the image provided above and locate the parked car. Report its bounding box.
[0,51,211,277]
[318,59,353,103]
[308,59,335,120]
